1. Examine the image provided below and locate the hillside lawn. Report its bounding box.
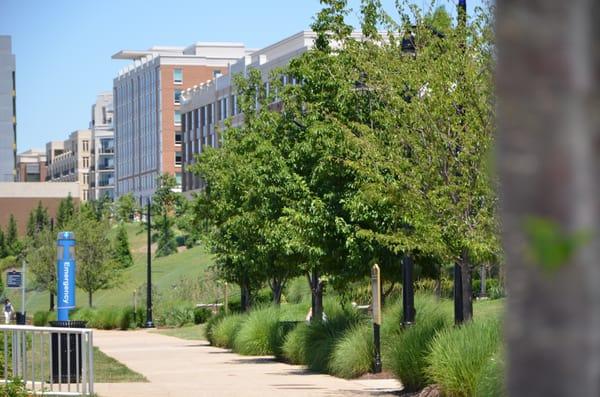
[5,223,215,314]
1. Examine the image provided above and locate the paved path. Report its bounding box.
[93,329,403,397]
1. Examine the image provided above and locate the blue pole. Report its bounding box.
[56,232,76,321]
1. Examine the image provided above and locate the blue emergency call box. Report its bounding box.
[57,232,76,321]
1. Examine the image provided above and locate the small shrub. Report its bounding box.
[33,311,50,327]
[119,307,134,330]
[97,308,120,329]
[329,324,373,378]
[304,308,364,373]
[282,322,310,365]
[427,319,502,397]
[234,306,281,355]
[388,297,451,391]
[282,299,365,373]
[212,313,246,349]
[205,312,225,344]
[0,377,28,397]
[194,307,212,324]
[476,350,506,397]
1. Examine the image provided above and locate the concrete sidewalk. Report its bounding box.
[93,329,403,397]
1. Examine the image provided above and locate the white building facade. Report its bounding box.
[90,92,115,200]
[179,31,319,193]
[46,130,92,201]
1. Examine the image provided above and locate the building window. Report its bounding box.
[173,68,183,84]
[213,69,222,78]
[175,151,182,166]
[83,189,89,201]
[174,89,182,105]
[176,172,182,186]
[82,140,89,152]
[174,111,182,125]
[83,173,89,184]
[83,156,89,168]
[175,132,182,145]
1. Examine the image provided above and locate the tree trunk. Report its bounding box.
[479,264,487,298]
[88,291,93,308]
[240,280,251,312]
[271,278,284,306]
[49,293,55,312]
[308,270,324,323]
[459,252,472,322]
[454,251,473,324]
[497,1,600,395]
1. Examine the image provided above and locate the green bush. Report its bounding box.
[282,299,364,372]
[0,377,28,397]
[234,306,281,355]
[282,322,310,365]
[476,350,505,397]
[329,324,373,378]
[33,311,50,326]
[388,296,451,391]
[71,306,138,330]
[205,312,225,345]
[212,313,247,349]
[154,302,195,327]
[427,319,502,397]
[194,307,212,324]
[96,308,120,329]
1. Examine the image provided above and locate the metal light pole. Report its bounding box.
[402,256,415,326]
[454,0,467,326]
[145,197,154,328]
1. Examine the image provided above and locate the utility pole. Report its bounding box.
[145,197,154,328]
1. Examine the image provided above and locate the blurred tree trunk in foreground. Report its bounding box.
[497,0,600,396]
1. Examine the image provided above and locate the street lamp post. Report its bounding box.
[145,197,155,328]
[454,0,467,326]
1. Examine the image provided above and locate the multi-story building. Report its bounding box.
[46,130,92,201]
[90,92,115,200]
[180,31,320,194]
[16,149,47,182]
[0,36,16,182]
[112,42,253,202]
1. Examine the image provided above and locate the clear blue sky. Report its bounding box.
[0,0,485,152]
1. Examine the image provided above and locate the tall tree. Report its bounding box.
[192,69,304,307]
[56,194,75,229]
[112,223,133,268]
[152,174,180,257]
[74,204,119,306]
[0,229,5,259]
[498,0,600,395]
[26,228,57,309]
[5,214,20,256]
[115,192,137,223]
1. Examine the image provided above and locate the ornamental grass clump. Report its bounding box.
[329,323,373,378]
[212,313,247,349]
[233,306,281,356]
[387,296,451,391]
[475,350,506,397]
[426,319,502,397]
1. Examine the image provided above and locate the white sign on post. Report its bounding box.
[371,264,381,325]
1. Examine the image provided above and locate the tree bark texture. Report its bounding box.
[309,270,324,323]
[497,1,600,395]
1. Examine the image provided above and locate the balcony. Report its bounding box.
[99,164,114,171]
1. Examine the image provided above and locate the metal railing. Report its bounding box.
[0,325,94,396]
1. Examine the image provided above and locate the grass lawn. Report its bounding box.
[94,347,147,382]
[152,324,206,341]
[474,297,505,320]
[24,344,147,383]
[7,223,216,314]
